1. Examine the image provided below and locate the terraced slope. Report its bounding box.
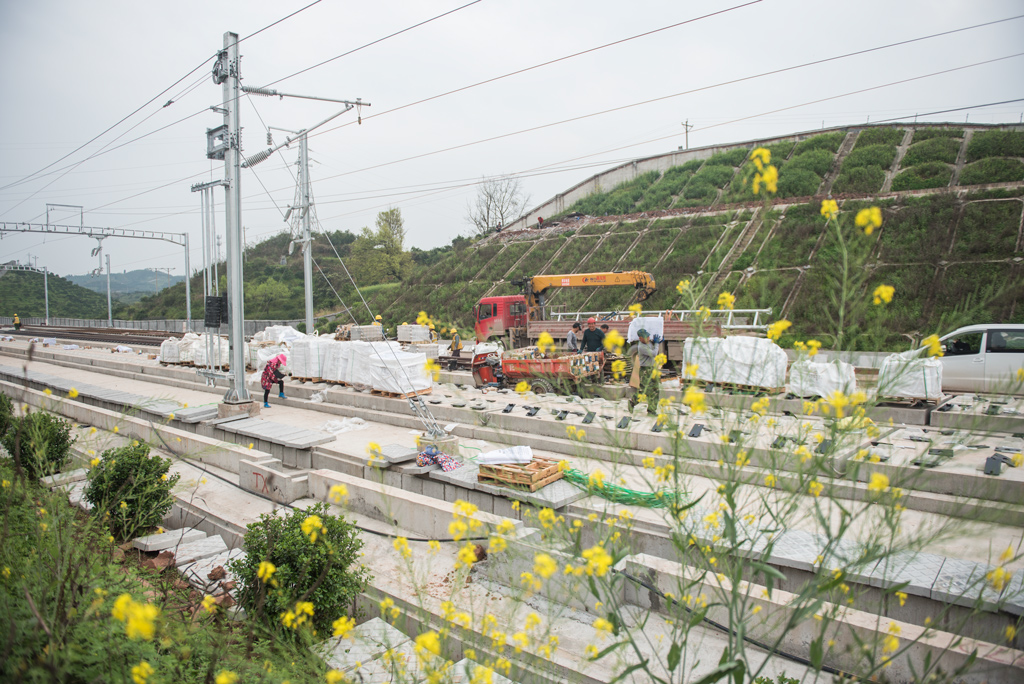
[377,124,1024,348]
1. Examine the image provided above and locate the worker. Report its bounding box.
[373,314,383,326]
[600,323,610,334]
[13,313,20,331]
[581,317,604,352]
[429,323,438,343]
[566,322,581,353]
[537,216,544,229]
[447,327,463,371]
[261,354,287,409]
[628,329,659,415]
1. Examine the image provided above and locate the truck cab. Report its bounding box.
[474,295,528,342]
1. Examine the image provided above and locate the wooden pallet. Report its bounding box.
[698,380,784,395]
[370,387,432,399]
[477,457,563,492]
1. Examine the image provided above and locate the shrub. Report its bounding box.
[832,166,886,194]
[855,127,904,148]
[681,178,718,200]
[959,157,1024,186]
[890,162,952,191]
[912,127,963,142]
[707,148,749,167]
[966,130,1024,162]
[793,132,845,156]
[765,140,795,163]
[776,167,822,198]
[784,148,835,177]
[1,411,75,479]
[842,144,897,170]
[689,164,735,188]
[0,393,13,439]
[84,442,180,540]
[230,502,369,634]
[901,137,960,167]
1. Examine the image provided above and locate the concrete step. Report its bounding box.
[133,527,206,552]
[41,468,88,487]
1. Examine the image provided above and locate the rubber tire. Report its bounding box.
[529,378,555,395]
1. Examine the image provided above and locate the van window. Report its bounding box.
[945,332,982,355]
[478,303,493,320]
[986,329,1024,353]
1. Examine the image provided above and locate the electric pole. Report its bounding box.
[682,120,693,149]
[43,266,49,326]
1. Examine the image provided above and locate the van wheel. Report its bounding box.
[530,378,555,395]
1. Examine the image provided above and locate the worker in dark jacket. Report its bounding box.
[628,329,659,415]
[580,317,605,352]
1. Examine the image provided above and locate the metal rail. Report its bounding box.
[550,308,774,330]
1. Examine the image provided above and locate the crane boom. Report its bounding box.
[511,271,656,318]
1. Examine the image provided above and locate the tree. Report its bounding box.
[465,176,530,235]
[349,208,413,284]
[247,276,290,316]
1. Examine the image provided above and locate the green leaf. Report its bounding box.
[809,637,823,671]
[690,660,744,684]
[667,642,682,672]
[608,659,650,684]
[594,640,627,661]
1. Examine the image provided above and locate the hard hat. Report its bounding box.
[375,314,382,321]
[429,324,435,329]
[587,317,596,323]
[451,327,457,333]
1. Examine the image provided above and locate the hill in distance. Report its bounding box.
[67,268,185,295]
[0,270,116,319]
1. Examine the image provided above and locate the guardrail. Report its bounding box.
[550,308,773,330]
[0,317,305,336]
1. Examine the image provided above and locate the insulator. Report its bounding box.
[241,85,278,97]
[241,149,273,168]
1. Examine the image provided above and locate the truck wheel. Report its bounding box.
[530,378,555,395]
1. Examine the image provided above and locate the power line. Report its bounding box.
[0,0,327,196]
[869,98,1024,124]
[303,14,1024,182]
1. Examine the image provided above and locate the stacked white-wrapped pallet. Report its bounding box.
[350,325,384,342]
[787,359,857,398]
[290,337,320,379]
[193,334,232,368]
[370,349,432,395]
[877,348,943,400]
[177,332,200,364]
[159,338,181,364]
[254,344,289,371]
[321,340,342,382]
[346,341,403,387]
[316,337,338,381]
[397,324,430,343]
[257,325,304,345]
[683,336,788,389]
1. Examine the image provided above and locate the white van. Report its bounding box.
[938,324,1024,392]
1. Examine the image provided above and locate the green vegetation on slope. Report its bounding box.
[0,271,114,319]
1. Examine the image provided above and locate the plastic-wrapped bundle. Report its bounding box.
[256,344,289,371]
[787,359,856,398]
[177,332,200,364]
[258,325,304,345]
[369,350,431,394]
[318,337,341,382]
[683,336,788,389]
[290,336,320,378]
[159,338,181,364]
[350,325,384,341]
[397,324,431,342]
[627,316,665,343]
[877,348,943,400]
[349,341,403,387]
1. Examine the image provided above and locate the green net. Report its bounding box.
[562,468,685,509]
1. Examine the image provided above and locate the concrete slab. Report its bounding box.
[318,617,410,673]
[450,659,515,684]
[379,443,419,464]
[174,535,229,567]
[180,548,244,590]
[864,550,946,599]
[41,468,89,487]
[133,527,206,552]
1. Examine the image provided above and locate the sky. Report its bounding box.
[0,0,1022,279]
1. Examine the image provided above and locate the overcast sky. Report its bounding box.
[1,0,1022,278]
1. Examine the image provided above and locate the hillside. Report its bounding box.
[115,123,1024,348]
[67,268,184,295]
[0,270,117,319]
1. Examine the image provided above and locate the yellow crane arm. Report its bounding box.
[530,271,657,300]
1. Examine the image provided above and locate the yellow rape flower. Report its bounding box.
[415,630,442,660]
[766,319,791,341]
[820,199,839,220]
[328,483,348,504]
[68,387,79,399]
[764,473,776,487]
[753,164,778,195]
[515,380,530,394]
[333,615,356,638]
[750,147,771,171]
[300,515,326,543]
[683,385,706,414]
[257,561,277,584]
[611,359,626,379]
[131,661,154,684]
[627,303,643,318]
[855,206,883,234]
[717,291,735,310]
[921,334,943,357]
[393,536,412,559]
[215,671,238,684]
[676,279,691,294]
[456,543,478,568]
[867,472,889,493]
[582,544,613,576]
[534,553,557,579]
[602,329,625,354]
[326,670,346,684]
[201,594,217,614]
[808,480,824,497]
[873,284,895,305]
[537,332,556,354]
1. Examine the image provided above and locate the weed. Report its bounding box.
[855,127,904,148]
[966,129,1024,162]
[959,157,1024,186]
[792,131,845,155]
[890,162,952,191]
[901,137,961,167]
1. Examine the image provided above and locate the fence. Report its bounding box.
[0,317,304,337]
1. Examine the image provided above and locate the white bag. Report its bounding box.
[683,336,787,389]
[787,359,856,398]
[627,316,665,343]
[877,348,943,400]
